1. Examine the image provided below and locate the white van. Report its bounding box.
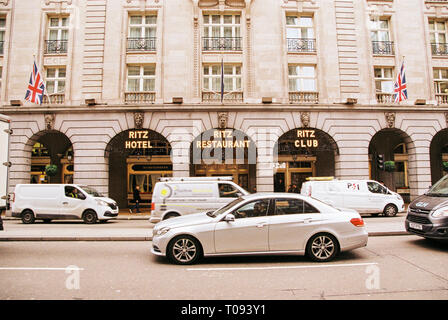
[149,177,249,223]
[11,184,119,224]
[301,178,405,216]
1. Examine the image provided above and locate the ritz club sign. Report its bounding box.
[125,130,153,149]
[295,129,319,148]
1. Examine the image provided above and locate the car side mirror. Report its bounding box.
[224,214,235,222]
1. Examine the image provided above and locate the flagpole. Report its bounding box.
[34,54,52,105]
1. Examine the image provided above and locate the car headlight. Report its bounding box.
[431,206,448,218]
[156,227,170,236]
[95,199,108,207]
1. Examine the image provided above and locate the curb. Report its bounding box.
[0,231,411,241]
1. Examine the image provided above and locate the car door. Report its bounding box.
[214,199,270,253]
[59,186,87,219]
[268,198,323,252]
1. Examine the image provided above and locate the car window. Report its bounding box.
[233,199,270,219]
[273,198,319,215]
[218,183,239,198]
[367,182,386,194]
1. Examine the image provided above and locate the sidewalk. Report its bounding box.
[0,212,409,241]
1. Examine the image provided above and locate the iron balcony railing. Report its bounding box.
[287,38,316,53]
[431,43,448,56]
[44,40,68,54]
[372,41,394,55]
[376,93,394,104]
[125,91,156,103]
[202,91,243,103]
[42,93,65,104]
[288,91,319,104]
[127,37,156,51]
[202,37,242,51]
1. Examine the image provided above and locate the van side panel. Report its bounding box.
[17,185,61,215]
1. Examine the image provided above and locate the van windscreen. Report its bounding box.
[427,175,448,196]
[80,186,104,197]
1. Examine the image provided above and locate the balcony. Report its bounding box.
[0,41,3,55]
[436,93,448,105]
[127,37,156,52]
[287,38,316,53]
[42,93,65,104]
[288,92,319,104]
[125,91,156,104]
[372,41,394,55]
[431,43,448,56]
[202,37,242,51]
[376,93,394,104]
[44,40,68,54]
[202,91,243,103]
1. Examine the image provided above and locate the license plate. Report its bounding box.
[409,222,423,230]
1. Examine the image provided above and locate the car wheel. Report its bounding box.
[163,212,180,220]
[306,233,339,262]
[83,210,97,224]
[167,235,202,265]
[383,204,398,217]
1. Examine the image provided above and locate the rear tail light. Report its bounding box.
[151,202,155,211]
[350,218,364,227]
[10,193,15,203]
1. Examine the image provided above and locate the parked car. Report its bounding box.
[405,174,448,240]
[151,193,368,264]
[149,177,249,223]
[301,178,405,216]
[11,184,119,224]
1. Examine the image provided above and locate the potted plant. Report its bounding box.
[443,161,448,172]
[45,164,58,177]
[384,161,396,172]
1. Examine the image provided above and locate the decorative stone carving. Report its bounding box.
[0,0,10,6]
[134,112,144,129]
[218,112,228,129]
[385,112,395,128]
[44,114,55,131]
[45,0,73,5]
[300,112,310,128]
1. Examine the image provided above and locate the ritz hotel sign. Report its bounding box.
[124,130,153,149]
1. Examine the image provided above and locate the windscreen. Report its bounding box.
[80,185,104,197]
[427,175,448,196]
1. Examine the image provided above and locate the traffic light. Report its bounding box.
[376,154,384,170]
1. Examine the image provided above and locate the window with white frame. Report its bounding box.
[46,67,66,94]
[286,15,315,52]
[0,16,5,55]
[433,68,448,94]
[203,64,242,92]
[370,17,394,55]
[429,20,448,55]
[288,65,316,92]
[46,16,69,54]
[374,67,394,93]
[127,65,156,92]
[203,14,241,50]
[128,15,157,51]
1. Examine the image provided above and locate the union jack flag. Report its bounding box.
[25,61,45,105]
[394,61,408,103]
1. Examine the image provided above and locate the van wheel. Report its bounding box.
[306,233,339,262]
[21,210,35,224]
[383,204,398,217]
[167,235,203,265]
[83,210,97,224]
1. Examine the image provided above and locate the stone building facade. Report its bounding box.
[1,0,448,207]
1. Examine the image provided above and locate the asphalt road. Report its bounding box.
[0,235,447,300]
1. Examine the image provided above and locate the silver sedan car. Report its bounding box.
[151,193,368,265]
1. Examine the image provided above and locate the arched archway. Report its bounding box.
[274,127,340,192]
[430,128,448,184]
[190,127,257,192]
[29,131,73,184]
[369,128,415,202]
[105,129,172,208]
